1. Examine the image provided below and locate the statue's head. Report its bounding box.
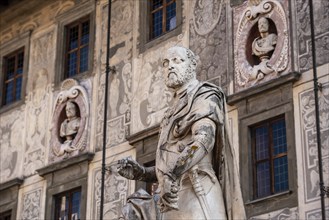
[258,17,269,33]
[65,101,77,119]
[162,46,197,89]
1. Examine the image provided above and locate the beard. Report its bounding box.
[165,72,185,89]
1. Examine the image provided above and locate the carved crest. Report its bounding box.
[234,0,289,91]
[49,79,89,162]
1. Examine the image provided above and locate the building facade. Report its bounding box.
[0,0,328,219]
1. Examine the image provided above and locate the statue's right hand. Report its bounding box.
[117,157,145,180]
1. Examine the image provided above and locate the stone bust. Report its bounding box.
[117,46,245,220]
[250,17,277,80]
[60,101,81,146]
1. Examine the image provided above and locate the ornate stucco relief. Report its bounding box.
[234,0,289,91]
[296,0,329,72]
[190,0,227,89]
[21,188,43,220]
[0,108,25,183]
[95,1,133,150]
[299,83,329,203]
[49,79,89,162]
[92,168,130,219]
[249,207,299,220]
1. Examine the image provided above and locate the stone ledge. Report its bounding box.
[227,72,301,105]
[127,125,160,145]
[0,178,24,191]
[36,152,94,177]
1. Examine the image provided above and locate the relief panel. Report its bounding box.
[189,0,228,90]
[299,83,329,203]
[20,188,43,220]
[0,107,25,183]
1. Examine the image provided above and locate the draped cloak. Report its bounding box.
[123,81,246,220]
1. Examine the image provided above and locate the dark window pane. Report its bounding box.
[166,2,176,31]
[5,57,15,80]
[69,25,79,50]
[4,81,14,104]
[274,156,289,192]
[152,0,162,10]
[256,161,271,197]
[80,46,89,72]
[0,210,12,220]
[255,126,269,160]
[152,10,163,38]
[81,20,90,45]
[15,77,22,100]
[272,119,287,155]
[67,52,78,77]
[18,51,24,68]
[71,191,81,219]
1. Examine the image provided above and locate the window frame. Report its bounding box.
[55,1,95,84]
[139,0,182,53]
[250,115,289,199]
[149,0,177,40]
[2,48,25,106]
[0,31,30,112]
[64,16,90,79]
[238,97,298,216]
[54,187,81,220]
[0,210,11,220]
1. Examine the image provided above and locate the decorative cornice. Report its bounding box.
[37,152,94,176]
[227,72,301,105]
[0,178,24,191]
[126,125,160,145]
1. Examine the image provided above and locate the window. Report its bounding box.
[0,211,11,220]
[64,17,90,78]
[150,0,177,39]
[54,188,81,220]
[1,48,24,106]
[139,0,181,52]
[251,116,289,199]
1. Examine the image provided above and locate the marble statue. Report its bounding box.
[59,101,81,154]
[117,46,245,219]
[250,17,277,80]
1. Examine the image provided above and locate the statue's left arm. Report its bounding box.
[172,117,216,178]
